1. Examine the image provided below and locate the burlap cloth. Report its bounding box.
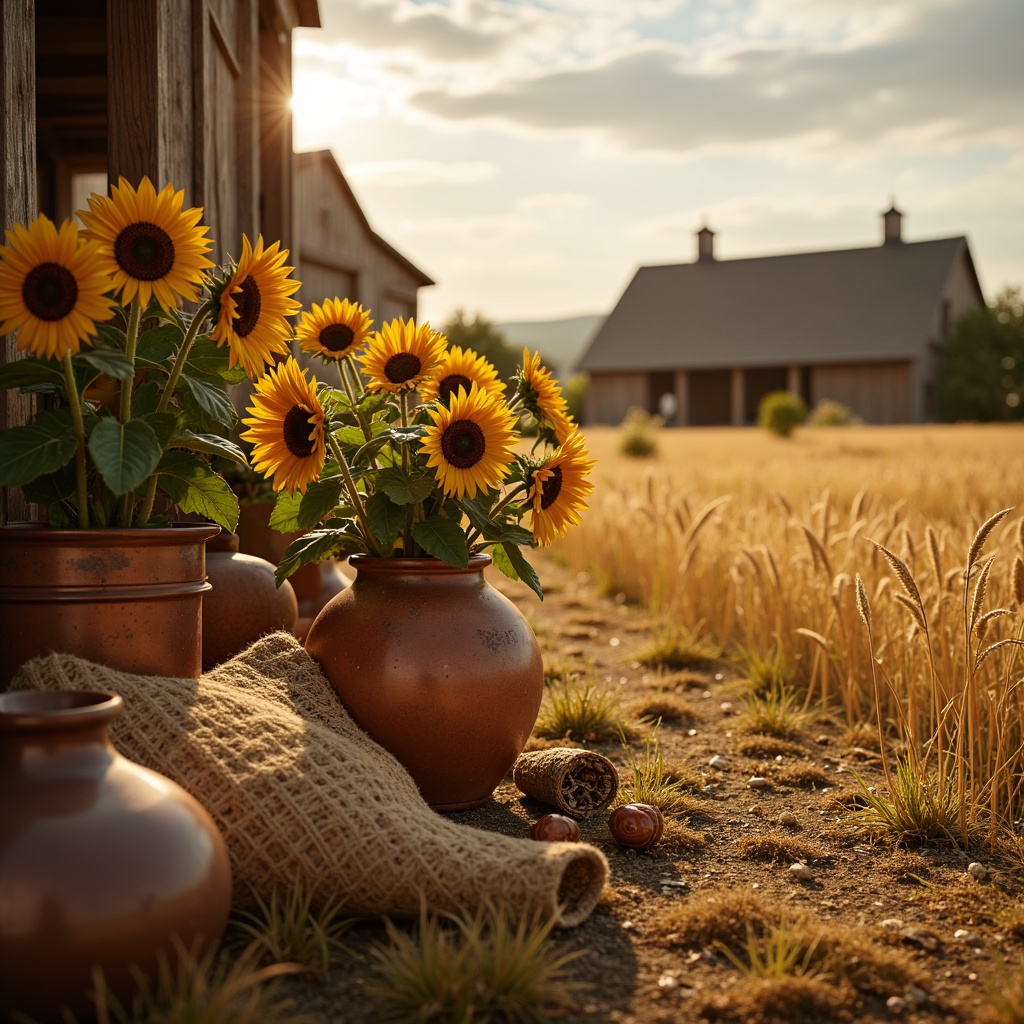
[10,633,607,928]
[513,748,619,818]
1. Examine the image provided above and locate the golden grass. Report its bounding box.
[559,425,1024,835]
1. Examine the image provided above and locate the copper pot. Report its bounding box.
[203,532,298,669]
[304,554,544,811]
[0,523,220,690]
[0,689,232,1022]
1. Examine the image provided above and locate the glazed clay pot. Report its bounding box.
[305,554,544,811]
[0,523,220,690]
[0,690,232,1022]
[203,532,298,669]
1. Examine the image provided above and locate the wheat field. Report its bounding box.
[559,423,1024,836]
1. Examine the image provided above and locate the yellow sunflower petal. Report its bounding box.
[212,234,302,378]
[77,175,213,313]
[240,357,326,495]
[420,344,507,405]
[358,317,447,394]
[517,347,575,444]
[296,297,373,362]
[0,214,115,360]
[528,429,595,545]
[421,385,517,500]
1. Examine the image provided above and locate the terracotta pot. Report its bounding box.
[0,523,220,690]
[0,689,232,1022]
[305,554,544,811]
[235,502,348,641]
[203,532,299,669]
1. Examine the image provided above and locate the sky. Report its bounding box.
[291,0,1024,326]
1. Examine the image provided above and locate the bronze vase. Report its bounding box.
[0,522,220,690]
[203,531,299,669]
[304,554,545,811]
[0,689,232,1022]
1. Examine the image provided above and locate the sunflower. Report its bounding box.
[516,348,574,444]
[527,429,595,546]
[240,357,326,495]
[358,317,446,394]
[421,386,517,500]
[77,176,212,312]
[420,345,507,406]
[212,235,301,378]
[296,297,372,362]
[0,214,115,360]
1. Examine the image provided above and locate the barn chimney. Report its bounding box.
[696,224,716,262]
[881,200,903,245]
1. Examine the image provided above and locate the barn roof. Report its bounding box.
[577,237,981,373]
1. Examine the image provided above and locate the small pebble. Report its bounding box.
[748,804,764,816]
[708,754,731,769]
[777,811,799,827]
[748,776,769,789]
[687,728,698,736]
[789,862,814,881]
[816,734,830,745]
[657,974,678,989]
[880,918,905,932]
[720,701,734,714]
[905,987,928,1006]
[886,996,907,1013]
[967,862,987,880]
[954,929,982,945]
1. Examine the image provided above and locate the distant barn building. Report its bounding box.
[577,206,984,426]
[295,150,433,326]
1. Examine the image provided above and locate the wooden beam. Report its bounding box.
[0,0,37,524]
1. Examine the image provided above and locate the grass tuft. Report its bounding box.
[737,830,824,864]
[614,735,704,814]
[533,674,630,743]
[737,683,808,740]
[637,623,722,670]
[368,904,584,1023]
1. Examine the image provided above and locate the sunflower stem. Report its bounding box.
[113,300,143,525]
[339,358,372,444]
[326,430,383,557]
[63,352,91,529]
[399,391,415,555]
[136,298,216,527]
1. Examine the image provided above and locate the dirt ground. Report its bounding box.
[275,546,1024,1023]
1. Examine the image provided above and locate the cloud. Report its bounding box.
[406,0,1024,156]
[398,213,543,246]
[516,192,592,212]
[346,159,498,185]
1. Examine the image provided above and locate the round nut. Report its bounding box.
[530,813,581,843]
[608,803,665,850]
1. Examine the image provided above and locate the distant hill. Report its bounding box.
[496,314,605,383]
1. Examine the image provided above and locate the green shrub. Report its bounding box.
[807,399,860,427]
[564,374,587,425]
[619,407,662,457]
[757,391,807,438]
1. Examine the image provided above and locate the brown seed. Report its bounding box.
[530,813,581,843]
[608,803,665,850]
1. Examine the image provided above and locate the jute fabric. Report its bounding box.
[11,633,607,928]
[513,748,619,818]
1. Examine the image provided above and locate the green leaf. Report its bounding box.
[457,496,493,534]
[141,412,181,449]
[490,522,535,547]
[377,466,435,506]
[131,379,162,417]
[366,492,404,550]
[0,357,64,391]
[96,323,128,351]
[88,418,163,495]
[491,543,520,582]
[412,515,469,567]
[186,335,247,385]
[179,374,236,428]
[269,490,303,533]
[275,527,360,586]
[22,460,77,506]
[293,478,343,530]
[171,431,248,466]
[136,324,180,366]
[501,542,543,601]
[334,425,367,447]
[155,449,239,531]
[76,349,136,380]
[0,412,77,486]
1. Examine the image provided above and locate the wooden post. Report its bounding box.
[730,367,745,426]
[0,0,37,525]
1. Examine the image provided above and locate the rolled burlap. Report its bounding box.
[513,748,620,818]
[10,633,607,928]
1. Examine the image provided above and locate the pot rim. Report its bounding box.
[348,552,492,574]
[0,690,122,732]
[0,523,221,545]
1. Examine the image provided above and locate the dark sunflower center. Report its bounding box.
[320,323,355,353]
[22,262,78,321]
[384,352,422,384]
[282,405,315,458]
[114,221,175,281]
[440,419,485,469]
[540,466,563,510]
[438,374,473,404]
[233,275,262,338]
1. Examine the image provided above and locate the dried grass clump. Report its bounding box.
[533,674,631,743]
[614,736,703,815]
[694,975,850,1024]
[737,683,809,740]
[737,830,824,864]
[772,764,833,789]
[637,623,722,671]
[736,737,808,759]
[653,889,774,951]
[633,694,693,725]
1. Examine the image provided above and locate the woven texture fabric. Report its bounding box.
[10,633,607,928]
[513,749,620,818]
